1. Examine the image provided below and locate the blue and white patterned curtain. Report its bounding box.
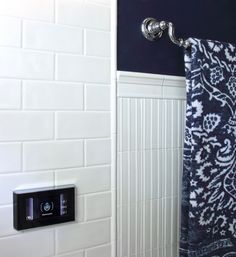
[180,38,236,257]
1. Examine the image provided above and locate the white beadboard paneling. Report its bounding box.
[56,54,110,83]
[85,192,111,221]
[118,98,165,152]
[0,143,21,173]
[86,85,110,110]
[56,112,110,139]
[0,0,54,22]
[0,47,54,80]
[55,166,111,195]
[0,205,16,237]
[85,139,111,166]
[85,244,111,257]
[162,100,185,149]
[0,79,21,109]
[23,21,83,54]
[0,16,21,47]
[0,230,54,257]
[117,71,186,257]
[23,141,84,171]
[85,30,110,57]
[23,81,84,110]
[118,98,185,152]
[57,0,110,31]
[56,220,110,253]
[0,112,54,141]
[0,171,54,205]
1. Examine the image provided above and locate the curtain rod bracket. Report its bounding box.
[141,18,190,49]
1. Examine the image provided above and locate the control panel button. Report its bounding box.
[40,201,54,213]
[43,202,51,212]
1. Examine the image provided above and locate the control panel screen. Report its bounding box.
[14,186,75,230]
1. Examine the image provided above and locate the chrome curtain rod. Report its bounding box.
[141,18,190,49]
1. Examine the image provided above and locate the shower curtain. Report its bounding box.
[180,38,236,257]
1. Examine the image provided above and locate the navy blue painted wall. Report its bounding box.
[117,0,236,76]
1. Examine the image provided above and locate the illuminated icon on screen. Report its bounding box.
[26,198,34,221]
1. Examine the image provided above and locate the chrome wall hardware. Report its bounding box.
[141,18,190,49]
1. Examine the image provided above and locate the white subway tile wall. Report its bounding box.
[0,79,21,109]
[0,1,112,257]
[117,72,186,257]
[0,17,21,47]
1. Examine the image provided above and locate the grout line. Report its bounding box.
[83,139,86,166]
[0,163,111,176]
[0,75,111,85]
[20,142,24,172]
[20,19,23,48]
[53,0,57,24]
[83,28,86,56]
[54,53,57,81]
[83,84,86,111]
[0,14,111,31]
[0,45,111,61]
[20,80,23,110]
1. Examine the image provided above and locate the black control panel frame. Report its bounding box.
[13,185,75,230]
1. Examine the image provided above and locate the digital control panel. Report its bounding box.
[13,185,75,230]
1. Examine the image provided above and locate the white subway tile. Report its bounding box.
[57,0,110,30]
[56,112,110,139]
[0,79,21,109]
[0,205,16,237]
[85,192,111,221]
[56,220,110,253]
[86,85,110,110]
[0,112,54,141]
[85,30,110,57]
[58,251,84,257]
[86,0,111,6]
[23,141,83,171]
[77,196,85,223]
[0,47,54,80]
[0,16,21,47]
[85,139,111,166]
[55,166,111,194]
[23,21,83,53]
[0,171,54,205]
[0,0,54,22]
[57,54,110,83]
[0,143,21,173]
[23,81,83,110]
[0,230,54,257]
[85,244,111,257]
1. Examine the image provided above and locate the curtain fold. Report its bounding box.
[180,38,236,257]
